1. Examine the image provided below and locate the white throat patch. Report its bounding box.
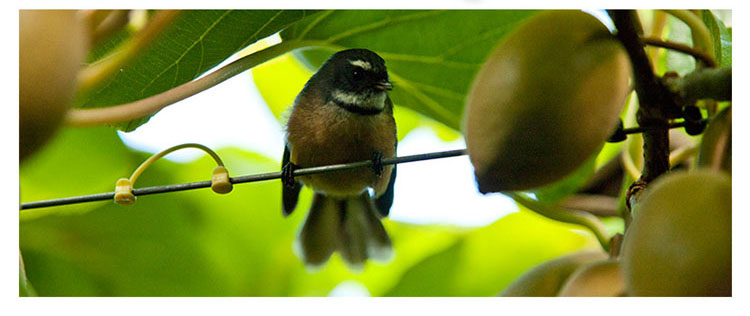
[349,59,372,70]
[332,89,386,111]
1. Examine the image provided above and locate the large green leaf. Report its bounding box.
[280,10,537,129]
[75,10,318,132]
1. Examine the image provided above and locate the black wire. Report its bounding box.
[19,117,703,211]
[20,149,467,211]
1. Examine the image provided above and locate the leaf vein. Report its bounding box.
[140,10,233,94]
[324,10,444,44]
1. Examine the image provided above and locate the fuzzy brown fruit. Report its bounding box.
[621,170,731,296]
[500,251,607,297]
[557,259,625,297]
[697,106,731,173]
[464,10,631,193]
[20,10,88,161]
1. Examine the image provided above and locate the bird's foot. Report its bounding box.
[371,151,384,177]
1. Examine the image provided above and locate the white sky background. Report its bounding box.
[118,44,518,227]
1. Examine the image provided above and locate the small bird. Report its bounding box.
[281,48,397,268]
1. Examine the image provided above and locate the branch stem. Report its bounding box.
[662,10,715,60]
[610,10,677,183]
[641,37,716,67]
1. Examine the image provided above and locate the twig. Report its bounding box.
[661,9,715,61]
[20,149,467,210]
[641,37,716,68]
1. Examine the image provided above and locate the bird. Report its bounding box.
[281,48,397,268]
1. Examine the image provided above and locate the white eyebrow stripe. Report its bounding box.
[349,59,372,70]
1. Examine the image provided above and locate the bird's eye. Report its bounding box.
[352,70,364,80]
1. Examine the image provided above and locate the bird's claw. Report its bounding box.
[371,151,384,177]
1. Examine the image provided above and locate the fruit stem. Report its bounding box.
[641,37,716,68]
[661,10,715,62]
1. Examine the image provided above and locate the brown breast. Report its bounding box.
[286,95,396,196]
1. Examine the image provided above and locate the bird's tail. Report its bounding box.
[295,192,392,269]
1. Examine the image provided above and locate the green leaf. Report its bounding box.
[385,209,599,296]
[280,10,538,129]
[86,26,134,63]
[700,10,732,68]
[76,10,318,132]
[19,253,37,297]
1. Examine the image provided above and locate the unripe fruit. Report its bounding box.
[622,170,731,296]
[20,10,88,160]
[500,251,607,296]
[697,106,731,172]
[557,259,625,297]
[464,10,631,193]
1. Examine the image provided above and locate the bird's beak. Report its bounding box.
[374,81,393,91]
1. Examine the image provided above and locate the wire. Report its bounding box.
[19,149,467,210]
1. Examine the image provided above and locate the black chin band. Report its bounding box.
[336,102,384,116]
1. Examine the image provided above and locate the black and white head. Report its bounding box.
[310,48,392,114]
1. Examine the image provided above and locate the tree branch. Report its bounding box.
[610,10,680,183]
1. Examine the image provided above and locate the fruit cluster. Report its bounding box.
[464,10,731,297]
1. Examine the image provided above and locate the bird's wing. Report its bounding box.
[374,135,397,218]
[282,142,302,216]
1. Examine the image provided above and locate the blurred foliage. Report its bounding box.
[20,125,597,296]
[532,153,597,205]
[659,10,731,76]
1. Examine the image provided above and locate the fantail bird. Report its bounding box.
[281,48,397,268]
